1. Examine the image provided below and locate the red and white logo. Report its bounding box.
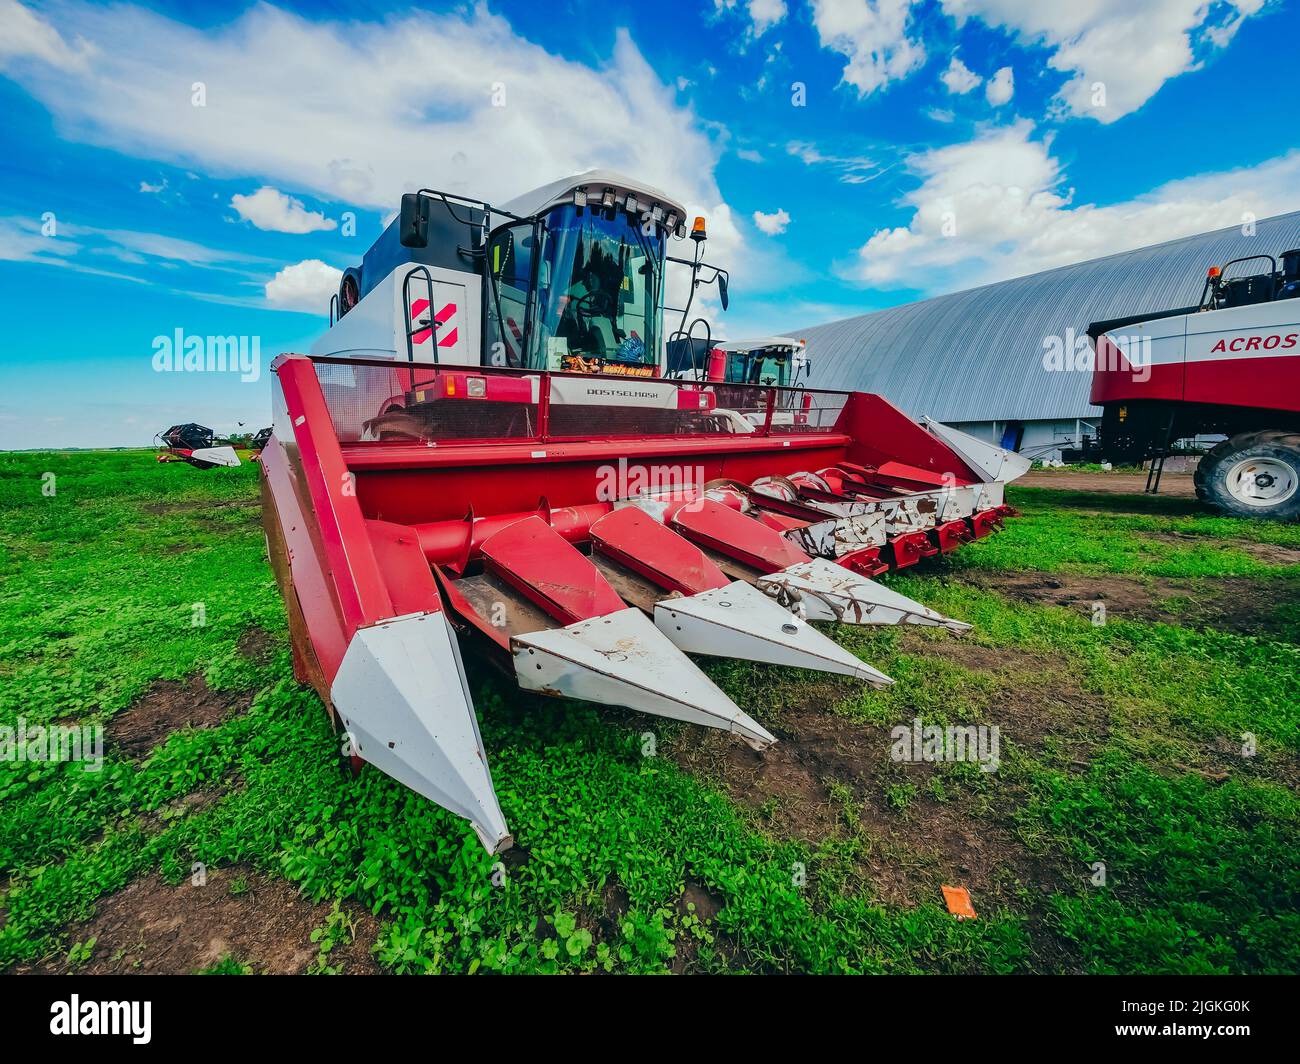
[410,298,459,348]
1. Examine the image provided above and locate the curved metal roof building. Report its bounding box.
[797,212,1300,427]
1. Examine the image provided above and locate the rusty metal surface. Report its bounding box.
[512,607,776,749]
[756,559,971,632]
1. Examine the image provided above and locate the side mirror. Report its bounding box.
[399,193,430,248]
[718,273,730,311]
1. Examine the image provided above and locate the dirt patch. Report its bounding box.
[679,877,723,923]
[1149,530,1300,567]
[897,633,1112,766]
[958,568,1300,638]
[161,542,201,555]
[22,866,380,975]
[108,676,250,758]
[236,626,276,666]
[1018,471,1194,497]
[143,498,251,515]
[143,778,239,830]
[670,640,1099,918]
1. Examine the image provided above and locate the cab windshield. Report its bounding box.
[534,206,663,373]
[726,350,790,386]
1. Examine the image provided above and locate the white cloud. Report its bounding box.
[714,0,788,39]
[926,106,956,123]
[231,186,337,233]
[841,121,1300,291]
[0,0,91,71]
[940,55,981,94]
[984,65,1013,106]
[138,178,165,194]
[0,215,255,284]
[0,3,730,232]
[265,259,342,312]
[736,148,765,163]
[752,207,791,235]
[786,140,885,184]
[1,1,773,329]
[940,0,1269,122]
[810,0,925,96]
[0,214,78,264]
[747,0,789,36]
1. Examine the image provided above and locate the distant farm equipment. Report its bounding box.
[1090,248,1300,519]
[155,424,241,470]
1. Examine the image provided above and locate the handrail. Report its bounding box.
[300,353,859,398]
[401,266,439,381]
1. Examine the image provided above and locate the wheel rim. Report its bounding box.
[1225,456,1298,507]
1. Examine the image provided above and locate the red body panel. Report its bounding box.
[835,394,980,482]
[1091,325,1300,412]
[1183,354,1300,409]
[349,436,850,526]
[668,499,811,573]
[590,508,730,595]
[479,516,626,624]
[1089,344,1185,405]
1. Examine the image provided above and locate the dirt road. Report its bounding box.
[1017,470,1195,497]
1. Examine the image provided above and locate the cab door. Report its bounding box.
[485,224,536,368]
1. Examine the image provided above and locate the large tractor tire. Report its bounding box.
[1194,430,1300,521]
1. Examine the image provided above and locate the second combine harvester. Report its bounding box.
[260,171,1029,852]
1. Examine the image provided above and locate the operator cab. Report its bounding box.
[485,174,686,376]
[1201,250,1300,309]
[716,337,809,387]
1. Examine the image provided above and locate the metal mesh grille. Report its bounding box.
[312,359,849,445]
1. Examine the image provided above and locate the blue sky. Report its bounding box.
[1,0,1297,447]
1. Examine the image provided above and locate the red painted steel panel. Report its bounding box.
[353,444,851,526]
[1090,359,1185,404]
[260,437,351,683]
[479,516,626,624]
[590,508,729,595]
[754,510,812,534]
[889,530,938,569]
[274,357,399,632]
[835,393,979,483]
[930,519,973,554]
[668,499,811,573]
[874,461,959,489]
[365,519,443,618]
[411,503,613,568]
[1183,354,1300,411]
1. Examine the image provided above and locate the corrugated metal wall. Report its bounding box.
[796,212,1300,423]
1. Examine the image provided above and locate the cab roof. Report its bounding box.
[716,336,806,352]
[499,170,689,228]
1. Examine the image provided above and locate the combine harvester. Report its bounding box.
[1089,249,1300,519]
[260,171,1029,851]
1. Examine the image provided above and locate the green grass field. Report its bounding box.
[1,451,1297,974]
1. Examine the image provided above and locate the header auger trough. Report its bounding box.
[260,170,1028,851]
